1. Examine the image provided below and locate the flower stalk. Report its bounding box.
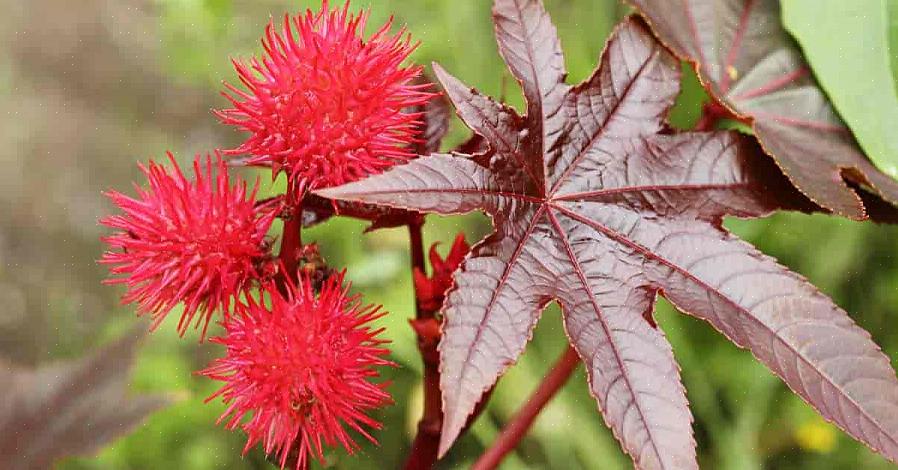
[277,197,303,289]
[403,220,443,470]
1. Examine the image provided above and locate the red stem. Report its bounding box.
[472,346,581,470]
[403,220,444,470]
[276,198,303,290]
[263,197,304,469]
[694,110,719,132]
[404,363,443,470]
[408,220,426,286]
[694,100,738,132]
[403,223,497,468]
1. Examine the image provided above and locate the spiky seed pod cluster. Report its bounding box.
[99,1,430,466]
[201,273,393,469]
[100,153,276,336]
[217,1,435,190]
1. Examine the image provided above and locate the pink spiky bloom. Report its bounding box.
[201,272,394,469]
[216,0,434,190]
[100,153,276,337]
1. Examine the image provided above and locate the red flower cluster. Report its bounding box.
[217,0,434,190]
[100,153,275,336]
[201,273,393,469]
[413,233,470,313]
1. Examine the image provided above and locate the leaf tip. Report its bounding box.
[431,61,451,85]
[311,185,345,202]
[436,402,471,458]
[437,426,460,458]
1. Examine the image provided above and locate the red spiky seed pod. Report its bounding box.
[413,233,470,313]
[217,0,435,190]
[100,153,276,337]
[201,272,394,469]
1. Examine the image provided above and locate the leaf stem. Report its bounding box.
[472,346,580,470]
[695,100,731,131]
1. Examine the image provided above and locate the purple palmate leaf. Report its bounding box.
[628,0,898,220]
[0,327,168,469]
[318,1,898,468]
[410,74,452,158]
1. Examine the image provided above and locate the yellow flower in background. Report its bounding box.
[795,418,837,454]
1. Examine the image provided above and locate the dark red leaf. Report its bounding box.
[453,134,489,155]
[0,327,168,469]
[628,0,898,220]
[410,74,452,157]
[318,1,898,467]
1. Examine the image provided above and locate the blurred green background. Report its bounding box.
[2,0,898,468]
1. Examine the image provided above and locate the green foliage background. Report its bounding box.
[1,0,890,468]
[782,0,898,177]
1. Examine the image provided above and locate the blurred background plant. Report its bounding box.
[1,0,897,468]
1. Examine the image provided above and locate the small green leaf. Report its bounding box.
[783,0,898,179]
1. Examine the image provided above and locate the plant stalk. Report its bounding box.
[277,199,303,288]
[403,220,444,470]
[408,220,427,282]
[263,198,305,470]
[472,346,581,470]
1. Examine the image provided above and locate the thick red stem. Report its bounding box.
[408,221,426,284]
[403,223,496,468]
[276,199,303,292]
[263,197,305,470]
[403,220,444,470]
[472,346,580,470]
[404,361,442,470]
